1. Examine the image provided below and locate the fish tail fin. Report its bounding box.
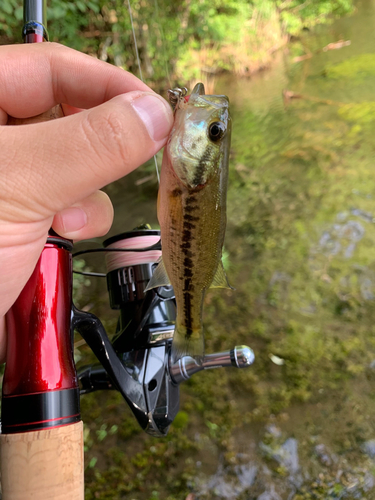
[171,327,204,365]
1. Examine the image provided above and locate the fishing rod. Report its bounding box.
[0,2,83,499]
[0,2,255,498]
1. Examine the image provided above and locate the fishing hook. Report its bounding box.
[167,86,188,110]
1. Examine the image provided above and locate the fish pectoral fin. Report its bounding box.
[144,258,171,292]
[209,260,235,290]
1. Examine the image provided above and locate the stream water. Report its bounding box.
[79,1,375,498]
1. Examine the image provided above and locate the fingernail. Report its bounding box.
[132,93,173,142]
[60,207,88,233]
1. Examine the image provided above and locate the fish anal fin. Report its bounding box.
[209,260,234,290]
[171,327,204,365]
[144,258,171,292]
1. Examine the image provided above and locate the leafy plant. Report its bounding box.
[0,0,354,85]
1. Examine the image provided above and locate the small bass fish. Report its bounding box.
[146,83,232,364]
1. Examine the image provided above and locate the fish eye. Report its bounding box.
[208,121,226,142]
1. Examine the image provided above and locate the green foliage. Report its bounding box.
[0,0,354,84]
[0,0,22,38]
[47,0,102,50]
[187,0,250,44]
[278,0,353,35]
[173,411,189,429]
[72,258,91,308]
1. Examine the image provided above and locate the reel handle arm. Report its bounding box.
[169,345,255,385]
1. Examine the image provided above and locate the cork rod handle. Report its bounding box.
[0,421,84,500]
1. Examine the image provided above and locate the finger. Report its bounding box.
[52,190,114,240]
[0,107,8,125]
[0,91,173,221]
[0,43,152,118]
[0,315,6,364]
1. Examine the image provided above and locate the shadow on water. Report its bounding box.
[78,1,375,498]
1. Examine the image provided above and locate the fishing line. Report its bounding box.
[126,0,143,82]
[72,241,161,258]
[126,0,160,183]
[73,238,162,277]
[74,270,106,277]
[152,0,172,88]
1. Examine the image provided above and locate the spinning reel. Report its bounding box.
[76,228,254,436]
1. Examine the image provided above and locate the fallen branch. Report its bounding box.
[292,39,351,64]
[282,90,346,107]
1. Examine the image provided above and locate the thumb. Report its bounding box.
[1,91,173,221]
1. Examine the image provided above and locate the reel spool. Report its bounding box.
[103,228,176,352]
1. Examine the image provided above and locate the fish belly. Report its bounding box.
[158,156,225,363]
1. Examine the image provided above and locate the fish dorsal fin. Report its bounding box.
[144,258,171,292]
[209,260,234,289]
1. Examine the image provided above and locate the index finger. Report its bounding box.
[0,42,152,119]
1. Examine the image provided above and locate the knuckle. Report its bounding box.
[80,108,133,177]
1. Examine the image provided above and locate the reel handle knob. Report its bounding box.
[169,345,254,385]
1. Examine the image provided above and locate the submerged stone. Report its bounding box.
[361,439,375,458]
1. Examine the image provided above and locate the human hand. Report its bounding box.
[0,42,174,361]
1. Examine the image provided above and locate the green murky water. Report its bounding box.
[77,1,375,498]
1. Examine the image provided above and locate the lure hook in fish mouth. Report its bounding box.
[167,86,188,110]
[167,83,206,111]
